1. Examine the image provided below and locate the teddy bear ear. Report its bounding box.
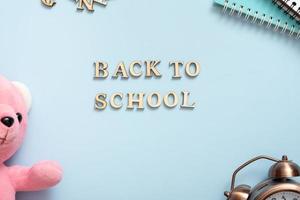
[11,81,32,112]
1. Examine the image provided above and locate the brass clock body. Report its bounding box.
[250,178,300,200]
[224,156,300,200]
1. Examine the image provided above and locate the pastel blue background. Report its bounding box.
[1,0,300,199]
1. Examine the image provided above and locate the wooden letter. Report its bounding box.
[145,60,161,77]
[95,93,107,110]
[181,91,195,109]
[110,93,123,109]
[77,0,94,11]
[147,92,161,108]
[169,61,183,78]
[112,62,129,79]
[41,0,56,7]
[163,92,178,108]
[127,93,145,110]
[185,61,201,77]
[94,62,109,78]
[129,61,143,78]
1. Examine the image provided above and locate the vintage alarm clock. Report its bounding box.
[224,155,300,200]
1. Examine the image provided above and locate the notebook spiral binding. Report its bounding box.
[222,0,300,39]
[273,0,300,22]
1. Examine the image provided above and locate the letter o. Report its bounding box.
[147,92,161,108]
[185,61,201,77]
[163,92,178,108]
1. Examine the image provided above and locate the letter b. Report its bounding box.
[94,62,109,79]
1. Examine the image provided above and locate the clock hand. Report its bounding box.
[282,195,287,200]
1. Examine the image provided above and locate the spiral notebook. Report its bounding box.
[274,0,300,22]
[214,0,300,38]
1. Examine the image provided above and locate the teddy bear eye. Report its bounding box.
[16,113,22,123]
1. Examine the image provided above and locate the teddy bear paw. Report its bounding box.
[29,160,63,188]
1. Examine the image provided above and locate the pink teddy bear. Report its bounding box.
[0,75,62,200]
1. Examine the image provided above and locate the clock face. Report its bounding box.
[266,191,300,200]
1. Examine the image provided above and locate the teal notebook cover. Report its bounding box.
[215,0,300,38]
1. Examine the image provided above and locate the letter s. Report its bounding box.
[95,93,107,110]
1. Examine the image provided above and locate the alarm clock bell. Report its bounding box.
[224,155,300,200]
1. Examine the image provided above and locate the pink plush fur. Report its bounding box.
[0,75,62,200]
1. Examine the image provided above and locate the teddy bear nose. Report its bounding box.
[1,117,14,128]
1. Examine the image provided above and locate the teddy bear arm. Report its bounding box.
[8,161,62,192]
[8,165,33,191]
[8,165,46,191]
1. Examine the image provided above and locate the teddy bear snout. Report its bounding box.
[1,117,14,128]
